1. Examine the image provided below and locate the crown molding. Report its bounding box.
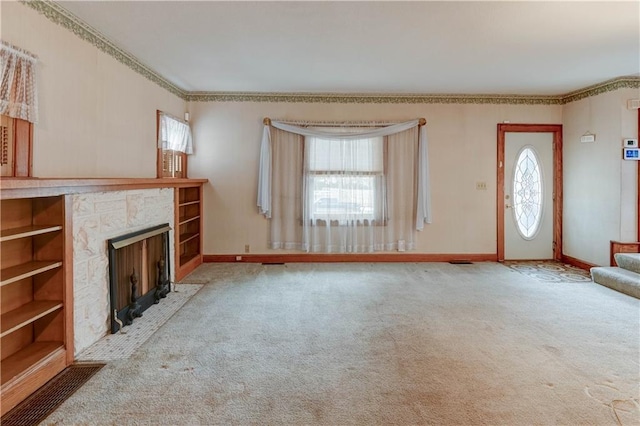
[559,76,640,104]
[21,1,640,106]
[186,76,640,104]
[186,92,563,105]
[22,0,188,100]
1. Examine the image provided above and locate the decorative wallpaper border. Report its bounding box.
[22,0,640,106]
[186,92,564,105]
[560,76,640,104]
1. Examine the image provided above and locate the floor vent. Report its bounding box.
[1,363,105,426]
[449,260,473,264]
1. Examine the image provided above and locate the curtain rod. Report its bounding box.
[1,41,38,61]
[263,117,426,127]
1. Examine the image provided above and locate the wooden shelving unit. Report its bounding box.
[1,225,63,242]
[1,300,64,337]
[1,260,63,286]
[175,184,203,281]
[0,177,208,413]
[0,196,72,416]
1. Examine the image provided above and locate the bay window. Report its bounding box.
[258,119,431,253]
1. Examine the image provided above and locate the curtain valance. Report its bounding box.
[257,119,432,231]
[0,41,38,123]
[270,119,420,140]
[158,112,193,154]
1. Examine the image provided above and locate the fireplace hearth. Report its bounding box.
[107,224,171,333]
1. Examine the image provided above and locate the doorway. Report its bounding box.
[497,124,563,261]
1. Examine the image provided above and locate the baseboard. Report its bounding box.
[561,254,597,271]
[203,253,498,263]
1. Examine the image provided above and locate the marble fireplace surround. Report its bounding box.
[1,178,207,357]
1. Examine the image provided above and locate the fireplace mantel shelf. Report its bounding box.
[0,178,208,200]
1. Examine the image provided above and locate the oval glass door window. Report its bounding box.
[512,146,543,239]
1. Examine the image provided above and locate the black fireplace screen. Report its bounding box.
[107,224,171,333]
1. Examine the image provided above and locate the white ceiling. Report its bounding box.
[58,1,639,95]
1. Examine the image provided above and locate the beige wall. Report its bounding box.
[562,88,639,266]
[188,101,562,255]
[1,2,186,178]
[6,1,636,263]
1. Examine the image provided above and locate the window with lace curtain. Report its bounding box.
[156,111,193,178]
[1,42,37,177]
[305,134,385,224]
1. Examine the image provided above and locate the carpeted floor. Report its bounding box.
[43,262,639,425]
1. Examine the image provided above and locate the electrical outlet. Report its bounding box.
[476,182,487,190]
[244,244,250,253]
[236,255,242,261]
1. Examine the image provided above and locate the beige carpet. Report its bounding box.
[44,262,639,425]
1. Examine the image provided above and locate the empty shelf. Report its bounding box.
[1,301,64,337]
[1,342,64,386]
[1,261,63,286]
[0,225,62,242]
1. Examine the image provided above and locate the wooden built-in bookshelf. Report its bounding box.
[0,178,207,413]
[0,195,72,415]
[175,185,203,281]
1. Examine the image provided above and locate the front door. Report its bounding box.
[504,132,554,260]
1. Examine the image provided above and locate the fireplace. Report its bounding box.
[107,224,171,333]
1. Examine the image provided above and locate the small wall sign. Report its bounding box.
[623,138,638,148]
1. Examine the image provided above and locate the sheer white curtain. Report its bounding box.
[1,41,38,123]
[258,120,431,253]
[269,128,304,250]
[384,126,420,250]
[303,128,381,252]
[158,113,193,154]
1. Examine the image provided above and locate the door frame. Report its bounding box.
[497,123,563,261]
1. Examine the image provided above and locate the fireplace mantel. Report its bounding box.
[1,177,208,200]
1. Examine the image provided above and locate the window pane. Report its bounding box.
[309,175,377,218]
[307,137,383,172]
[513,147,543,239]
[305,133,385,223]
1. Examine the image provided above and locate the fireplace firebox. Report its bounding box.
[107,224,171,333]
